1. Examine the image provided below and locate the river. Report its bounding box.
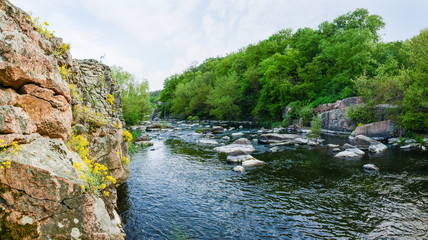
[117,124,428,239]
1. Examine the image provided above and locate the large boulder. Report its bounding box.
[369,143,388,153]
[351,120,396,139]
[334,147,365,159]
[320,108,356,132]
[214,138,255,154]
[352,135,379,145]
[0,137,124,239]
[352,135,388,153]
[258,133,299,144]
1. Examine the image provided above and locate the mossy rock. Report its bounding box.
[0,209,39,240]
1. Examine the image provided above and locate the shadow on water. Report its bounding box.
[117,132,428,239]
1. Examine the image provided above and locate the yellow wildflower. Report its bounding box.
[123,130,133,143]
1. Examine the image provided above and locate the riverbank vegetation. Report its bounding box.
[111,66,153,125]
[158,9,427,133]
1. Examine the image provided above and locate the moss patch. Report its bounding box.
[0,209,39,240]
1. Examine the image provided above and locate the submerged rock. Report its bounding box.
[334,147,365,159]
[233,166,245,173]
[327,144,339,148]
[226,150,255,163]
[400,144,416,149]
[270,146,279,152]
[242,159,266,167]
[197,138,219,146]
[363,164,379,171]
[342,143,356,149]
[222,136,230,140]
[232,132,244,137]
[332,147,341,152]
[135,134,152,142]
[258,133,299,144]
[212,126,224,134]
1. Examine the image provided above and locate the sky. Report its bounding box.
[13,0,428,91]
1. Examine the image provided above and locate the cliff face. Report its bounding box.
[0,0,128,239]
[69,59,130,184]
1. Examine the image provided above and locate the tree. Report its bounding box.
[401,28,428,132]
[311,114,322,141]
[208,73,241,120]
[111,66,152,125]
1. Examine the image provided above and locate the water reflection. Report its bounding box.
[117,131,428,239]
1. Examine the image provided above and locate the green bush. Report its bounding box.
[415,135,424,143]
[187,116,200,121]
[310,114,322,138]
[346,104,377,125]
[112,66,152,125]
[299,105,314,126]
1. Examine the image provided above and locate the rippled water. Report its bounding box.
[117,128,428,239]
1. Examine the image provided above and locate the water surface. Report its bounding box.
[117,127,428,239]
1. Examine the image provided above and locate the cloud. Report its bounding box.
[12,0,428,91]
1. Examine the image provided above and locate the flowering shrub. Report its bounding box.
[113,121,122,129]
[68,133,116,196]
[121,156,130,165]
[106,94,114,105]
[116,151,130,165]
[123,130,133,143]
[25,14,54,38]
[0,139,23,169]
[59,65,71,82]
[54,43,71,58]
[73,105,108,129]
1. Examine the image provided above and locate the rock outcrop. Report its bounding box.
[315,97,363,113]
[70,59,130,184]
[0,1,127,238]
[351,120,396,139]
[316,97,398,137]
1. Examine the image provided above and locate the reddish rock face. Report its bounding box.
[0,86,18,105]
[0,0,73,140]
[0,105,36,134]
[17,94,72,140]
[0,0,70,101]
[0,1,126,239]
[17,84,72,140]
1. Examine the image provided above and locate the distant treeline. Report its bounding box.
[157,9,427,132]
